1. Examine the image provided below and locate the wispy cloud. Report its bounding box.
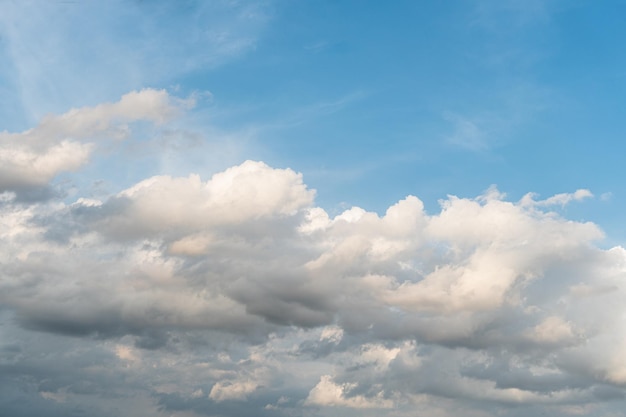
[443,112,490,151]
[0,0,271,122]
[0,88,190,195]
[470,0,553,31]
[443,82,551,152]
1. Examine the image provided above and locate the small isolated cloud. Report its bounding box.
[520,189,593,207]
[601,192,613,202]
[443,112,489,151]
[442,82,550,153]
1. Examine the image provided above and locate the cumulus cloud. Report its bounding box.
[91,160,314,241]
[2,103,626,416]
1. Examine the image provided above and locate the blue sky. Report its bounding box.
[2,1,624,218]
[2,1,626,416]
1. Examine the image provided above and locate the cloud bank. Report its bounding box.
[1,91,625,417]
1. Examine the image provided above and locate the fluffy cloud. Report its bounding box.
[90,160,314,240]
[2,104,626,416]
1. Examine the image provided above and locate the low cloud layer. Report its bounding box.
[1,92,626,417]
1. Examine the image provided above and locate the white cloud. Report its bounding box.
[320,326,344,344]
[520,189,594,207]
[1,103,626,416]
[525,316,578,345]
[305,375,394,409]
[94,160,314,240]
[0,139,92,190]
[0,89,190,192]
[209,379,260,402]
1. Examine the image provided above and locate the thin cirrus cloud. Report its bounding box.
[0,0,268,124]
[1,90,626,417]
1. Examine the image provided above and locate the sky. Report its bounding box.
[2,1,626,416]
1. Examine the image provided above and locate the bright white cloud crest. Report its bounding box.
[1,91,626,417]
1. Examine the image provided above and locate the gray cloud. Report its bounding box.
[1,104,626,416]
